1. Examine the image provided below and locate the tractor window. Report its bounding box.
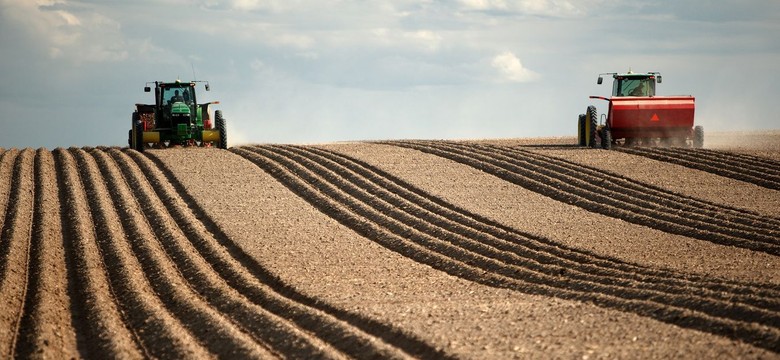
[615,78,655,97]
[163,86,194,104]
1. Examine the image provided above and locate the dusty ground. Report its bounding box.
[0,131,778,358]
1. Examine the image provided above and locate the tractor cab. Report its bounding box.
[145,80,200,130]
[597,71,661,97]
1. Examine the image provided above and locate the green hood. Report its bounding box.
[171,102,190,115]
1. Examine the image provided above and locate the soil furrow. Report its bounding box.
[663,147,780,177]
[616,147,780,190]
[70,148,210,358]
[234,146,780,353]
[0,149,34,359]
[438,141,780,239]
[687,148,780,175]
[294,145,780,303]
[14,149,78,358]
[54,149,144,358]
[263,145,780,324]
[498,144,780,230]
[116,149,382,360]
[88,148,272,358]
[0,149,17,233]
[103,148,348,359]
[142,149,452,360]
[389,141,780,256]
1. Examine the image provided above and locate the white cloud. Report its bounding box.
[1,0,131,63]
[458,0,582,17]
[491,51,539,82]
[403,30,443,52]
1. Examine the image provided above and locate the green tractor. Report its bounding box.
[129,79,226,151]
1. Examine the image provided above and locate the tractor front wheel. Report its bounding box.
[216,110,227,149]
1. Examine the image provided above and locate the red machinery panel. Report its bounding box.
[608,96,695,139]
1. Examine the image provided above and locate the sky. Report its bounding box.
[1,0,778,148]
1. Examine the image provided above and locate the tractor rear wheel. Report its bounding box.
[577,114,586,146]
[216,110,227,149]
[693,125,704,148]
[587,105,598,148]
[131,112,144,152]
[134,122,144,152]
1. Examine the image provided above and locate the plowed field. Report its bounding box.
[1,131,778,358]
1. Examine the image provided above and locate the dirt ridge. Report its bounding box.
[54,148,144,358]
[136,149,449,359]
[90,147,280,358]
[616,147,780,190]
[301,145,780,299]
[386,141,780,256]
[14,149,78,358]
[0,149,34,358]
[512,145,780,230]
[70,147,210,358]
[233,145,780,353]
[111,145,414,359]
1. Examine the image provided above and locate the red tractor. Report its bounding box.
[578,70,702,149]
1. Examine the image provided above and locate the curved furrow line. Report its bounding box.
[616,147,780,190]
[54,149,144,358]
[389,141,780,256]
[140,150,453,360]
[0,149,17,233]
[234,146,780,353]
[70,148,211,359]
[14,149,79,358]
[687,148,780,175]
[662,147,780,177]
[292,145,780,303]
[104,147,356,359]
[432,141,780,241]
[260,145,780,325]
[87,148,273,358]
[114,149,401,360]
[0,149,34,358]
[496,144,780,230]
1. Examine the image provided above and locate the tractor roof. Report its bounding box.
[614,71,656,78]
[159,80,195,87]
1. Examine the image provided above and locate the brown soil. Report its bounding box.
[0,130,778,358]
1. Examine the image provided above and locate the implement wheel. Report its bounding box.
[577,114,586,146]
[693,125,704,148]
[601,127,612,150]
[216,110,227,149]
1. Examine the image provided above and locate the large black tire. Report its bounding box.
[693,125,704,148]
[131,112,144,152]
[601,127,612,150]
[587,105,598,148]
[216,110,227,149]
[577,114,586,146]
